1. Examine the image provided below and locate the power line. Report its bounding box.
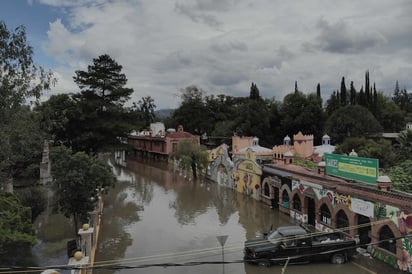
[0,235,409,273]
[0,216,409,273]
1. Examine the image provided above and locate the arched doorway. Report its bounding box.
[293,194,302,211]
[217,164,228,186]
[271,186,279,208]
[263,182,270,197]
[357,215,371,245]
[281,189,290,208]
[336,209,349,233]
[379,225,396,254]
[320,203,331,226]
[306,197,316,226]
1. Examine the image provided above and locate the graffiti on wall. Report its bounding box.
[371,237,412,273]
[290,210,307,223]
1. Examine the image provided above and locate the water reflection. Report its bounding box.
[94,158,377,274]
[94,159,291,274]
[2,156,377,274]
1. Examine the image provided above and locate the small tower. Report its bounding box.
[284,151,294,164]
[349,149,358,157]
[322,134,331,145]
[284,135,291,146]
[377,175,391,192]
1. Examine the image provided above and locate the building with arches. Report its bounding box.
[261,161,412,272]
[206,132,412,272]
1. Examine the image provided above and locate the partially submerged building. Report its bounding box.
[206,132,412,272]
[128,124,200,161]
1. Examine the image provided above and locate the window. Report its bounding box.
[172,142,177,152]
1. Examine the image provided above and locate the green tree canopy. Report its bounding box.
[335,137,395,169]
[396,129,412,162]
[280,91,325,142]
[325,105,382,143]
[374,92,405,132]
[0,21,54,191]
[389,160,412,193]
[172,85,209,135]
[0,192,36,255]
[0,106,44,189]
[50,146,116,235]
[135,96,156,128]
[35,93,79,147]
[56,54,137,154]
[172,140,209,179]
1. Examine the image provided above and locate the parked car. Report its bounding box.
[244,225,359,266]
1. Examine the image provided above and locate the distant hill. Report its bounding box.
[154,108,174,119]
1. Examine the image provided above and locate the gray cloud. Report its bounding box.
[174,3,222,28]
[314,18,386,54]
[209,41,248,53]
[33,0,412,109]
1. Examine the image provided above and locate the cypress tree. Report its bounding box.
[316,83,322,108]
[249,82,260,100]
[358,87,366,107]
[350,81,356,105]
[340,77,347,106]
[365,70,370,107]
[316,83,321,98]
[372,83,378,116]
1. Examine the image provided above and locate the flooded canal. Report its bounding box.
[93,159,377,274]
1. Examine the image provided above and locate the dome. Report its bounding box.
[349,149,358,157]
[377,175,391,183]
[284,135,291,141]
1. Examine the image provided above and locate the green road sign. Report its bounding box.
[325,153,379,184]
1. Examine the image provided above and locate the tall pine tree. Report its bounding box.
[71,54,137,154]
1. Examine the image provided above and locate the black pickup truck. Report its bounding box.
[244,225,359,266]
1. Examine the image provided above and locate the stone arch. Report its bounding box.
[208,151,233,188]
[261,178,272,198]
[303,188,317,226]
[262,180,270,197]
[291,189,304,212]
[279,184,292,209]
[377,224,397,254]
[333,204,355,235]
[318,197,334,214]
[373,219,402,257]
[318,197,333,227]
[261,176,281,208]
[355,214,372,245]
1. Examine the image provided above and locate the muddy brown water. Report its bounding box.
[17,158,388,274]
[93,159,379,274]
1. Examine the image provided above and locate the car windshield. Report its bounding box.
[267,230,283,244]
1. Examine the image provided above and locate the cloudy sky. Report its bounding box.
[1,0,412,109]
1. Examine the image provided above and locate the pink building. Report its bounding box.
[128,124,200,161]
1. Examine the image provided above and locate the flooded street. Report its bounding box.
[94,159,376,274]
